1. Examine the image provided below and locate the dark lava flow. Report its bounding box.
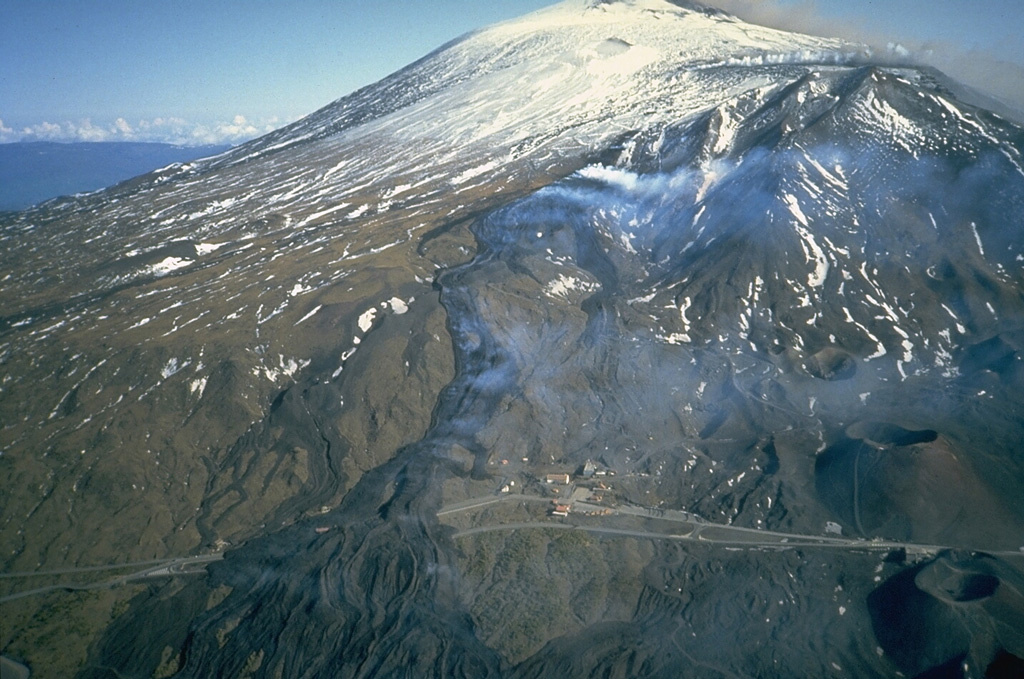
[77,70,1024,678]
[79,208,535,679]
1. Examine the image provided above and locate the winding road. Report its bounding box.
[0,553,224,604]
[443,493,1024,559]
[5,491,1022,606]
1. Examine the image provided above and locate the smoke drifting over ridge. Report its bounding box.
[705,0,1024,122]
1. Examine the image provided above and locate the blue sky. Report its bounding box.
[1,0,1021,145]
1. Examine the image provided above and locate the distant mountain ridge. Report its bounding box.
[0,141,230,211]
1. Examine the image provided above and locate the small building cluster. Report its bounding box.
[550,502,571,517]
[489,455,619,517]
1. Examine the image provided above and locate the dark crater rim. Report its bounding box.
[844,421,940,447]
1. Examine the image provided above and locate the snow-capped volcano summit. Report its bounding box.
[212,0,858,167]
[0,0,871,311]
[2,3,1023,678]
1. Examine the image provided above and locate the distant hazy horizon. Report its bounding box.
[2,0,1021,146]
[0,140,230,211]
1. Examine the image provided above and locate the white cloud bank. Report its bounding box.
[0,114,291,146]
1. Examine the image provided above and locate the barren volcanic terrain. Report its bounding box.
[2,1,1023,677]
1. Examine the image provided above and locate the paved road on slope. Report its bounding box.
[444,494,1024,559]
[0,558,181,579]
[0,553,224,603]
[0,655,31,679]
[7,490,1021,605]
[450,520,932,552]
[436,494,551,517]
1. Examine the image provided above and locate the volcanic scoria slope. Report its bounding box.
[3,1,1024,677]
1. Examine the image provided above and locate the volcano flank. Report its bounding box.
[2,1,1023,677]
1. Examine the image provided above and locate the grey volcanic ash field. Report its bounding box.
[2,2,1024,677]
